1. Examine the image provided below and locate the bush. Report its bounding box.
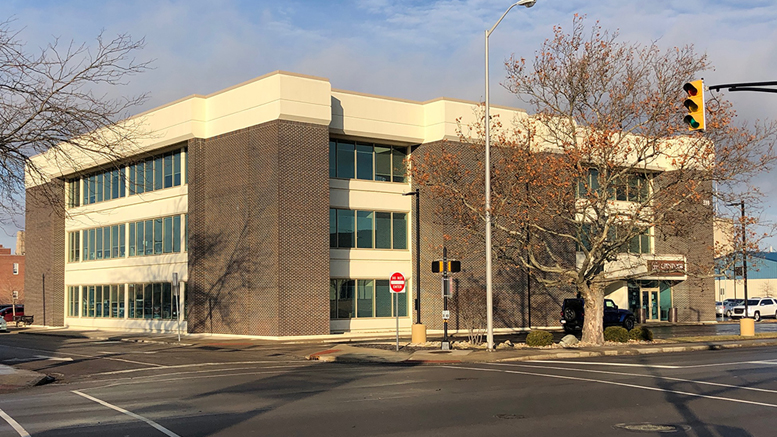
[604,326,629,343]
[526,330,554,347]
[628,326,654,342]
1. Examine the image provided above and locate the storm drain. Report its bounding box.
[613,423,691,433]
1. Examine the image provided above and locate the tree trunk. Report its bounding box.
[581,282,605,345]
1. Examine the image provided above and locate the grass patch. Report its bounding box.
[667,332,777,343]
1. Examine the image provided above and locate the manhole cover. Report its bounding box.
[495,414,525,420]
[613,423,690,433]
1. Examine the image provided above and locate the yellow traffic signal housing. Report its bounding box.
[682,80,705,131]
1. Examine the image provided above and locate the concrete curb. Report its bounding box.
[0,365,48,393]
[306,339,777,365]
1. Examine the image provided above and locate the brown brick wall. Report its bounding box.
[189,120,330,336]
[0,251,25,304]
[24,181,66,326]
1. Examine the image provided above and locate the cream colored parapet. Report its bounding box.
[27,71,332,188]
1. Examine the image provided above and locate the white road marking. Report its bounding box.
[490,362,777,394]
[93,360,310,376]
[526,360,680,369]
[3,355,74,363]
[444,365,777,409]
[72,390,180,437]
[0,408,30,437]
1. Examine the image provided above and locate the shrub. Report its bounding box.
[526,330,554,347]
[628,326,654,342]
[604,326,629,343]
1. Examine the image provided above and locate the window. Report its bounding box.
[128,282,185,320]
[330,278,406,319]
[128,146,186,196]
[330,139,409,183]
[128,214,184,257]
[79,284,124,318]
[67,179,81,208]
[330,209,408,250]
[577,223,653,254]
[12,263,19,275]
[82,224,126,261]
[576,169,651,203]
[68,231,80,262]
[82,168,126,205]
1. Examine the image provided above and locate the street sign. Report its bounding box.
[390,272,406,293]
[442,310,450,320]
[12,291,18,299]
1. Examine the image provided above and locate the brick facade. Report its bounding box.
[0,245,24,304]
[24,181,66,326]
[189,119,330,336]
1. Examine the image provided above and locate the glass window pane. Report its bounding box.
[88,228,95,260]
[398,287,407,317]
[111,285,119,318]
[145,160,154,192]
[153,283,162,319]
[375,212,392,249]
[155,156,164,190]
[173,216,181,253]
[154,218,163,254]
[392,147,407,183]
[336,141,355,179]
[174,151,182,186]
[112,170,119,199]
[329,141,336,178]
[375,146,391,181]
[164,154,173,188]
[95,285,102,317]
[112,226,119,258]
[128,284,135,318]
[357,280,374,318]
[392,213,407,249]
[338,280,355,319]
[336,209,355,248]
[356,144,373,180]
[356,211,374,248]
[88,286,95,317]
[162,283,171,319]
[330,280,337,319]
[375,280,392,317]
[119,168,126,198]
[144,284,153,319]
[129,165,136,195]
[104,172,112,201]
[95,174,103,203]
[163,217,173,253]
[641,234,651,254]
[96,228,103,259]
[329,208,337,248]
[138,163,147,194]
[144,220,153,255]
[119,224,125,257]
[103,227,111,259]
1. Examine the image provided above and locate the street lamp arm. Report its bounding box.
[487,1,535,37]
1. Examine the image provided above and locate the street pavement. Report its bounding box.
[1,342,776,436]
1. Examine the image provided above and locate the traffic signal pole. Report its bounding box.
[709,81,777,93]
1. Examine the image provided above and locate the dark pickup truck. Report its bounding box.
[560,298,635,333]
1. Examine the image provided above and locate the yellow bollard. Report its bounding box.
[411,324,427,344]
[740,318,755,337]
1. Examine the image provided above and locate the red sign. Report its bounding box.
[390,272,406,293]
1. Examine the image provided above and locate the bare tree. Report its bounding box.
[412,16,777,345]
[0,20,150,227]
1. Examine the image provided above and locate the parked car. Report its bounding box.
[560,298,636,333]
[717,299,744,318]
[730,297,777,321]
[0,318,6,332]
[0,305,23,322]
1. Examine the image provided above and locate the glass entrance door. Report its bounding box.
[642,288,660,320]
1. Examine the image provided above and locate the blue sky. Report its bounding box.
[4,0,777,251]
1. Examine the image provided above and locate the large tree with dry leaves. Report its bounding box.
[0,20,150,232]
[412,16,777,345]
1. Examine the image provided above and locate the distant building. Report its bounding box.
[0,244,24,304]
[16,231,25,256]
[716,252,777,302]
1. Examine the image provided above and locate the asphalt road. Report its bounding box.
[1,334,777,436]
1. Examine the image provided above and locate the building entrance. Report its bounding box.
[629,280,673,322]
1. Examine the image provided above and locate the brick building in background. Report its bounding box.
[0,242,24,304]
[23,71,714,337]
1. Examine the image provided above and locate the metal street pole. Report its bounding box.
[485,0,536,351]
[741,201,749,316]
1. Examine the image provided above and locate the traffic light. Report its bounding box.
[432,260,461,273]
[682,79,705,131]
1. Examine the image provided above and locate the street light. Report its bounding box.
[485,0,536,351]
[728,200,753,336]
